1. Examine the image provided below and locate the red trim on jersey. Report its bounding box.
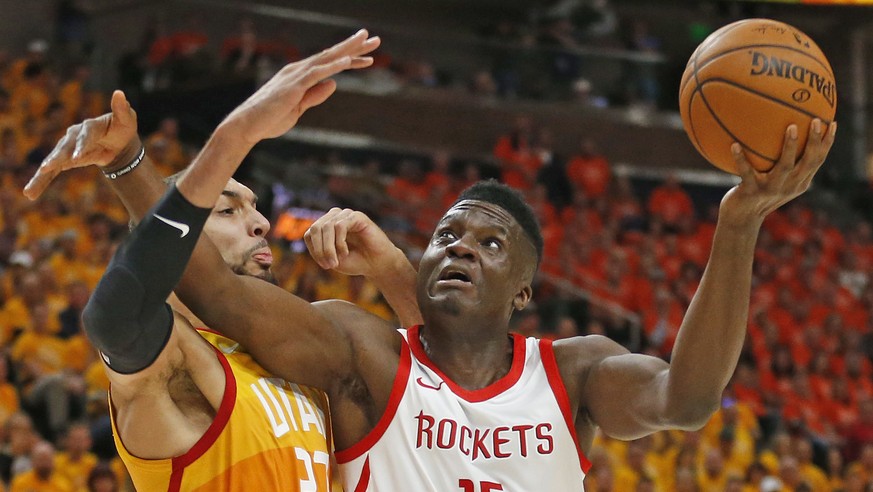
[353,457,371,492]
[335,337,412,464]
[167,346,237,491]
[408,325,526,403]
[539,339,592,474]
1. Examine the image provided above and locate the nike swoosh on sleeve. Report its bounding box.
[153,214,191,238]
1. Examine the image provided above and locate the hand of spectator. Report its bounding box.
[220,29,380,147]
[304,207,401,278]
[23,90,140,200]
[719,119,836,226]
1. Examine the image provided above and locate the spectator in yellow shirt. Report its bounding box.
[48,229,88,287]
[697,448,730,492]
[54,424,97,492]
[702,397,759,456]
[778,455,813,491]
[4,40,48,92]
[58,65,90,125]
[0,354,20,427]
[145,117,188,171]
[0,90,17,131]
[760,431,793,474]
[10,441,73,492]
[9,63,52,122]
[613,438,660,491]
[0,253,33,340]
[794,438,828,492]
[716,427,753,478]
[0,413,39,484]
[10,303,76,440]
[0,127,22,171]
[1,271,63,337]
[17,194,79,250]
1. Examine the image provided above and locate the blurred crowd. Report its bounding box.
[116,0,676,110]
[0,4,872,492]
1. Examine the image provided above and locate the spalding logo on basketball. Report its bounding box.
[679,19,836,174]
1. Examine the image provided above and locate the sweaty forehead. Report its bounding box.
[442,200,518,231]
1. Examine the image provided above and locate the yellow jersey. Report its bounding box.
[111,328,333,491]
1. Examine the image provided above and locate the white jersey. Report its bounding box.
[337,326,590,492]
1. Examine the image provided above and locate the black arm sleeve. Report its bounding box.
[82,185,212,374]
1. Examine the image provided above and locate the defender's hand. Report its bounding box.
[304,208,398,278]
[221,29,380,147]
[720,119,836,225]
[24,90,140,200]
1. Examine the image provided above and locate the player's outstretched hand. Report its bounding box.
[221,29,380,147]
[720,118,836,225]
[24,90,140,200]
[304,208,397,278]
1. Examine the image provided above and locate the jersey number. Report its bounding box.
[296,448,329,492]
[459,479,503,492]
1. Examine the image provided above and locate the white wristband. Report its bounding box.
[103,146,145,180]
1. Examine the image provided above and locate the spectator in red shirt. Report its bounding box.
[566,138,611,200]
[493,115,542,190]
[608,174,645,233]
[560,188,603,231]
[385,159,430,234]
[646,173,695,231]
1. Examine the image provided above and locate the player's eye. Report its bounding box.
[437,230,456,241]
[483,238,501,250]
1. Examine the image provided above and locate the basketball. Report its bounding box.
[679,18,836,174]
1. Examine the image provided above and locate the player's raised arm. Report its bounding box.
[305,208,422,328]
[166,30,390,389]
[26,30,400,392]
[573,120,836,440]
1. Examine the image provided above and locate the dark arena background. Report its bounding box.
[1,0,873,490]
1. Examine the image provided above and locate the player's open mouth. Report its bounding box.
[436,266,472,287]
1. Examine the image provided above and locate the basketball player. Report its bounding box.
[27,31,836,490]
[22,30,423,491]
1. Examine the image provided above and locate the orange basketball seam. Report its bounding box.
[692,81,774,164]
[695,75,832,163]
[686,88,712,164]
[700,77,834,123]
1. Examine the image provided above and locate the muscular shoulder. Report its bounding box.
[311,299,402,351]
[552,335,629,373]
[550,335,629,406]
[311,299,403,412]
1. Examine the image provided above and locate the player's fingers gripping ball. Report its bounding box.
[679,18,836,174]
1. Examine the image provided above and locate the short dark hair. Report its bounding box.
[453,180,543,264]
[87,463,118,490]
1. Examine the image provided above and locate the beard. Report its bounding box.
[232,263,277,284]
[231,239,277,285]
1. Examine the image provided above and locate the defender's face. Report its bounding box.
[203,179,273,282]
[416,200,534,318]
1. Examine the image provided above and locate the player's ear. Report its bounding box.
[512,285,532,311]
